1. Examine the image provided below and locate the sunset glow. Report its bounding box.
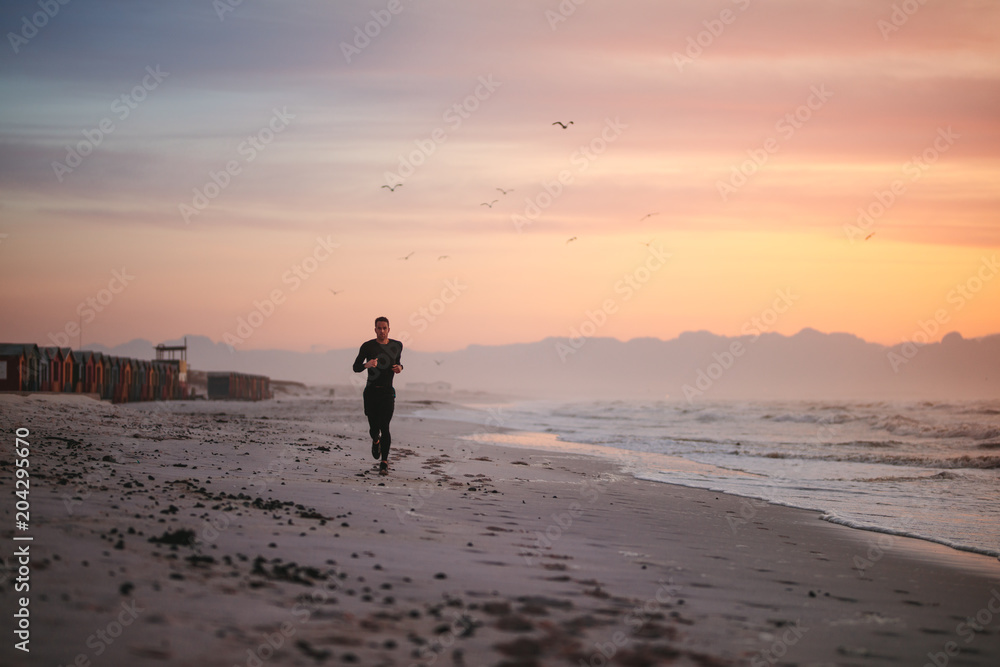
[2,0,998,352]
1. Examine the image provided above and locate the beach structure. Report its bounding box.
[90,352,107,395]
[41,347,64,391]
[67,347,83,392]
[207,371,271,401]
[103,356,120,401]
[76,350,100,394]
[117,357,132,403]
[0,343,40,391]
[135,359,148,401]
[37,346,51,390]
[155,338,189,384]
[39,347,59,391]
[2,340,269,402]
[57,348,72,390]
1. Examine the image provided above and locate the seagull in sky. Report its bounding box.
[382,183,402,192]
[434,359,444,366]
[552,121,574,129]
[566,236,577,245]
[496,188,514,195]
[638,212,659,221]
[481,200,499,208]
[640,238,654,248]
[328,288,343,295]
[437,255,450,261]
[865,232,876,241]
[398,251,415,260]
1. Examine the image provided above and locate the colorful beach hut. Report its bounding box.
[0,343,40,392]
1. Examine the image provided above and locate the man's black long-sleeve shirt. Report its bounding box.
[352,338,403,388]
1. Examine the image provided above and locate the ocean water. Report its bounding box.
[413,399,1000,559]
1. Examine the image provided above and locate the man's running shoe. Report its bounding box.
[372,438,380,460]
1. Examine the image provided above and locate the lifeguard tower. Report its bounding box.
[155,337,188,386]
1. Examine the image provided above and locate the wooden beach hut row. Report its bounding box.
[206,371,271,401]
[0,343,185,403]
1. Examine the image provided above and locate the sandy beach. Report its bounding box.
[2,391,999,667]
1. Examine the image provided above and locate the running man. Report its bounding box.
[352,316,403,475]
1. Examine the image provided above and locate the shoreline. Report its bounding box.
[411,397,1000,564]
[438,424,1000,574]
[2,392,999,666]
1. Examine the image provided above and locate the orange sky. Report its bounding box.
[1,0,998,352]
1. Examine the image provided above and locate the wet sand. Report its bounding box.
[1,391,998,667]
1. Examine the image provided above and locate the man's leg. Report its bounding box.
[363,387,381,458]
[378,390,395,461]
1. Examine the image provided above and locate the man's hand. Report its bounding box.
[365,359,379,369]
[392,364,402,374]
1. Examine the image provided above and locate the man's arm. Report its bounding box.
[392,342,403,373]
[352,344,368,373]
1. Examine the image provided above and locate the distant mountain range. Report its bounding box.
[82,329,999,401]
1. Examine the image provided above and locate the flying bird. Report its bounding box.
[382,183,403,192]
[328,289,343,295]
[865,232,875,241]
[496,188,514,195]
[640,238,654,248]
[552,121,574,129]
[437,255,450,261]
[398,251,415,260]
[566,236,577,244]
[434,359,444,366]
[481,200,499,208]
[638,212,659,221]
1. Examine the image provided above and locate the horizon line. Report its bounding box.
[28,326,998,356]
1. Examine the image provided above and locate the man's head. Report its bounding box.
[374,317,390,343]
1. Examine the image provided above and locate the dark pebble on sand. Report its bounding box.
[148,529,195,547]
[119,582,134,596]
[434,572,447,579]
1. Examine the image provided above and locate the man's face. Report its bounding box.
[375,321,389,342]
